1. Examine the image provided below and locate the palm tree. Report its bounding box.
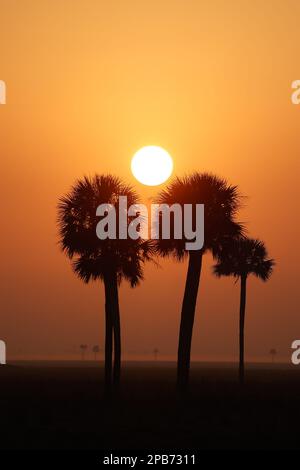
[213,237,274,384]
[80,344,88,360]
[153,348,159,361]
[92,345,100,361]
[58,174,152,388]
[155,173,243,389]
[270,348,277,363]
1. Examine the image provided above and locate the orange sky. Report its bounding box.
[0,0,299,362]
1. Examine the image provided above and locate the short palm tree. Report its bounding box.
[213,237,274,384]
[58,174,152,388]
[92,345,100,361]
[153,348,159,361]
[155,173,243,389]
[269,348,277,363]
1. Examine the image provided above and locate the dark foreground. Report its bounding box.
[0,361,299,450]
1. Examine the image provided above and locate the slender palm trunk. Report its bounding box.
[177,250,203,390]
[239,274,247,385]
[111,275,121,387]
[104,278,113,389]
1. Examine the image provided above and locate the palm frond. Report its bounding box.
[213,237,275,281]
[154,172,243,259]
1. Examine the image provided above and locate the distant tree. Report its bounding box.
[80,344,88,361]
[155,173,243,390]
[93,345,100,361]
[214,237,274,384]
[270,348,277,363]
[153,348,159,361]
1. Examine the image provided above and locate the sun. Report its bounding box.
[131,146,173,186]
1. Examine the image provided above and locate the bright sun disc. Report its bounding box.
[131,146,173,186]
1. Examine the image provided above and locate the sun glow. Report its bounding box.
[131,146,173,186]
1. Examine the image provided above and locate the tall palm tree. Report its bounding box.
[213,237,274,384]
[58,174,152,388]
[155,173,243,389]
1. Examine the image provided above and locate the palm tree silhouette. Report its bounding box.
[270,348,277,363]
[80,344,88,360]
[58,174,152,388]
[213,237,274,384]
[92,345,100,361]
[155,173,243,389]
[153,348,159,361]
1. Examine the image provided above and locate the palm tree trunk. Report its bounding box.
[177,250,203,390]
[104,278,113,389]
[111,275,121,387]
[239,274,247,385]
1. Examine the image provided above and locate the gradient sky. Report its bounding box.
[0,0,299,361]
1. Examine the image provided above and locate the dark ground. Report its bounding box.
[0,361,299,450]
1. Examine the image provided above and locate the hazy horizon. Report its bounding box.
[0,0,299,363]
